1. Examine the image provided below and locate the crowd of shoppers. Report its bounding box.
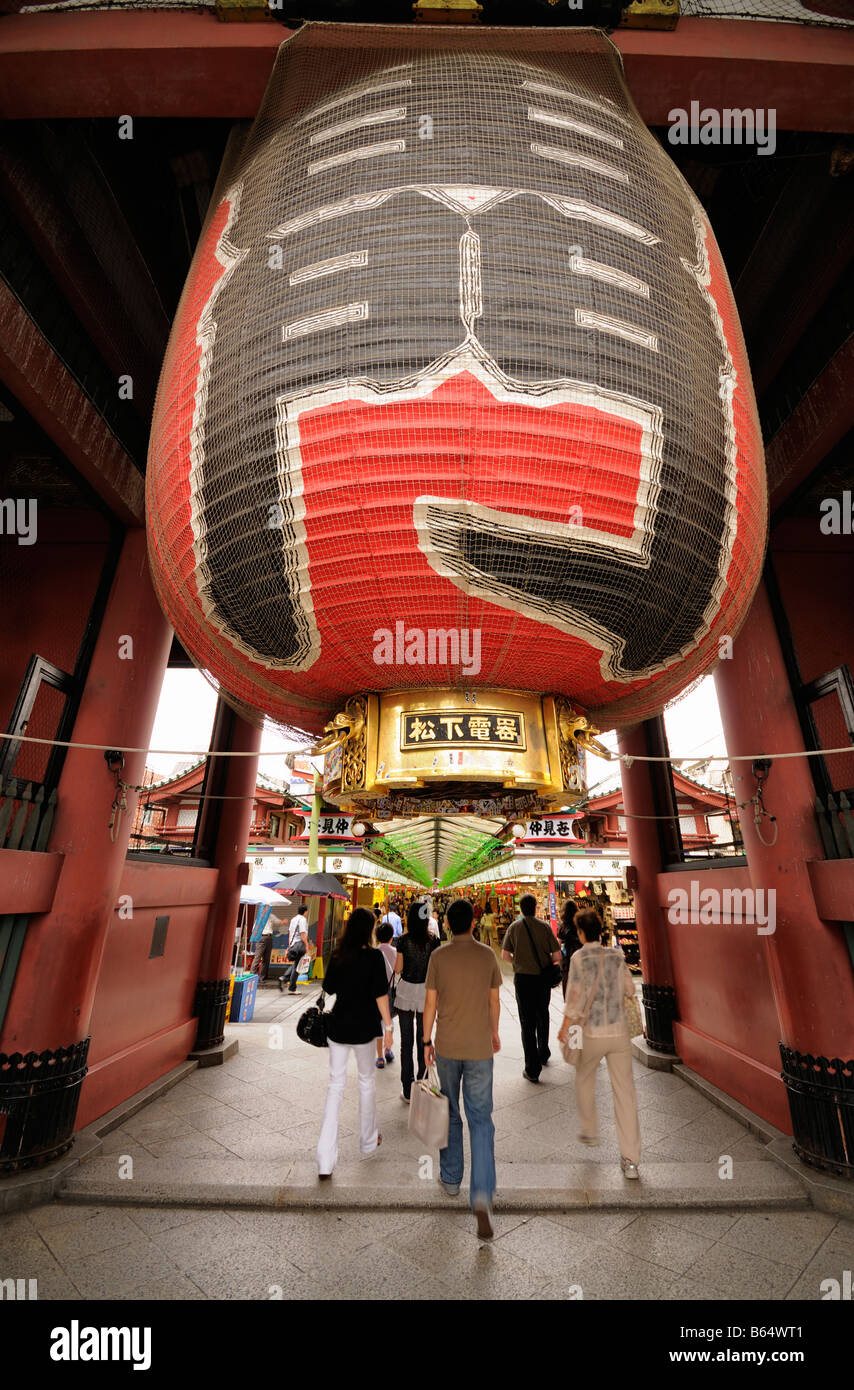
[313,891,643,1237]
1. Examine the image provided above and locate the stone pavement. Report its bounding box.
[59,968,803,1212]
[3,966,850,1300]
[2,1193,852,1301]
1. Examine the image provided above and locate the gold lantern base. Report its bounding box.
[316,689,607,818]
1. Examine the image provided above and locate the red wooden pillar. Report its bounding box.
[617,721,679,1053]
[715,580,854,1173]
[193,706,262,1051]
[0,528,172,1167]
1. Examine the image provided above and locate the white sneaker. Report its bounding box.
[620,1157,639,1179]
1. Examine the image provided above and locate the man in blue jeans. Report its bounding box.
[423,898,502,1239]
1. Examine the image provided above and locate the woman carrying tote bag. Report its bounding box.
[316,908,394,1179]
[394,901,441,1103]
[557,909,642,1179]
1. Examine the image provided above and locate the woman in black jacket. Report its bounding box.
[394,901,441,1103]
[558,899,582,999]
[316,908,394,1178]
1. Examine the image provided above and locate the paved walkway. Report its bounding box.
[61,970,802,1210]
[2,967,850,1300]
[2,1195,851,1301]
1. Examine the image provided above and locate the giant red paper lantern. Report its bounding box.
[146,26,767,736]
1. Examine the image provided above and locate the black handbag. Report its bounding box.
[296,991,329,1048]
[523,920,562,989]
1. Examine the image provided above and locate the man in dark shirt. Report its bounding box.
[501,894,561,1083]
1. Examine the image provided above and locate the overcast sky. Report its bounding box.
[146,670,301,779]
[146,668,727,783]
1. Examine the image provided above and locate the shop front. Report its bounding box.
[243,845,422,978]
[450,849,636,963]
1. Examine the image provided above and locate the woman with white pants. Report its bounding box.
[557,909,642,1179]
[316,909,394,1178]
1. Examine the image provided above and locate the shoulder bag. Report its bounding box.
[386,955,399,1013]
[296,991,329,1048]
[624,989,643,1039]
[522,919,562,990]
[560,949,606,1067]
[288,919,307,962]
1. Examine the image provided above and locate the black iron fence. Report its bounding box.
[0,776,58,853]
[781,1045,854,1180]
[815,791,854,860]
[0,1039,90,1175]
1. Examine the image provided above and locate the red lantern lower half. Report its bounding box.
[146,28,767,737]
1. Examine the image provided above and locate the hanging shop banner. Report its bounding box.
[551,857,627,879]
[297,814,362,840]
[323,855,361,873]
[522,818,582,841]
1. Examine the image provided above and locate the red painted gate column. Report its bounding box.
[0,528,172,1171]
[617,721,679,1055]
[715,580,854,1176]
[192,705,262,1053]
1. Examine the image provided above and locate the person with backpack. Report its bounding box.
[501,893,562,1083]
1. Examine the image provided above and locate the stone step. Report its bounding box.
[60,1154,808,1212]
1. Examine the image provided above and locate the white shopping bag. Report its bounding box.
[408,1065,449,1149]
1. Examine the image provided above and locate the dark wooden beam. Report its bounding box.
[0,126,169,418]
[0,281,145,525]
[765,332,854,511]
[0,14,851,131]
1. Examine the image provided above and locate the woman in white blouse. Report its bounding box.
[557,909,642,1178]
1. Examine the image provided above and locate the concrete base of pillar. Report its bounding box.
[632,1034,681,1070]
[675,1063,788,1146]
[765,1138,854,1221]
[675,1063,854,1220]
[0,1060,197,1214]
[188,1038,239,1068]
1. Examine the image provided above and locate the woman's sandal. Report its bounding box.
[375,1058,385,1069]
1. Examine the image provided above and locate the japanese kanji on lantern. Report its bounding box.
[145,25,767,814]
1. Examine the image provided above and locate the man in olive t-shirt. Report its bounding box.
[423,898,501,1240]
[502,894,561,1083]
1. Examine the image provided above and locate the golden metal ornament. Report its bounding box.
[320,688,595,815]
[314,698,366,756]
[556,701,615,762]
